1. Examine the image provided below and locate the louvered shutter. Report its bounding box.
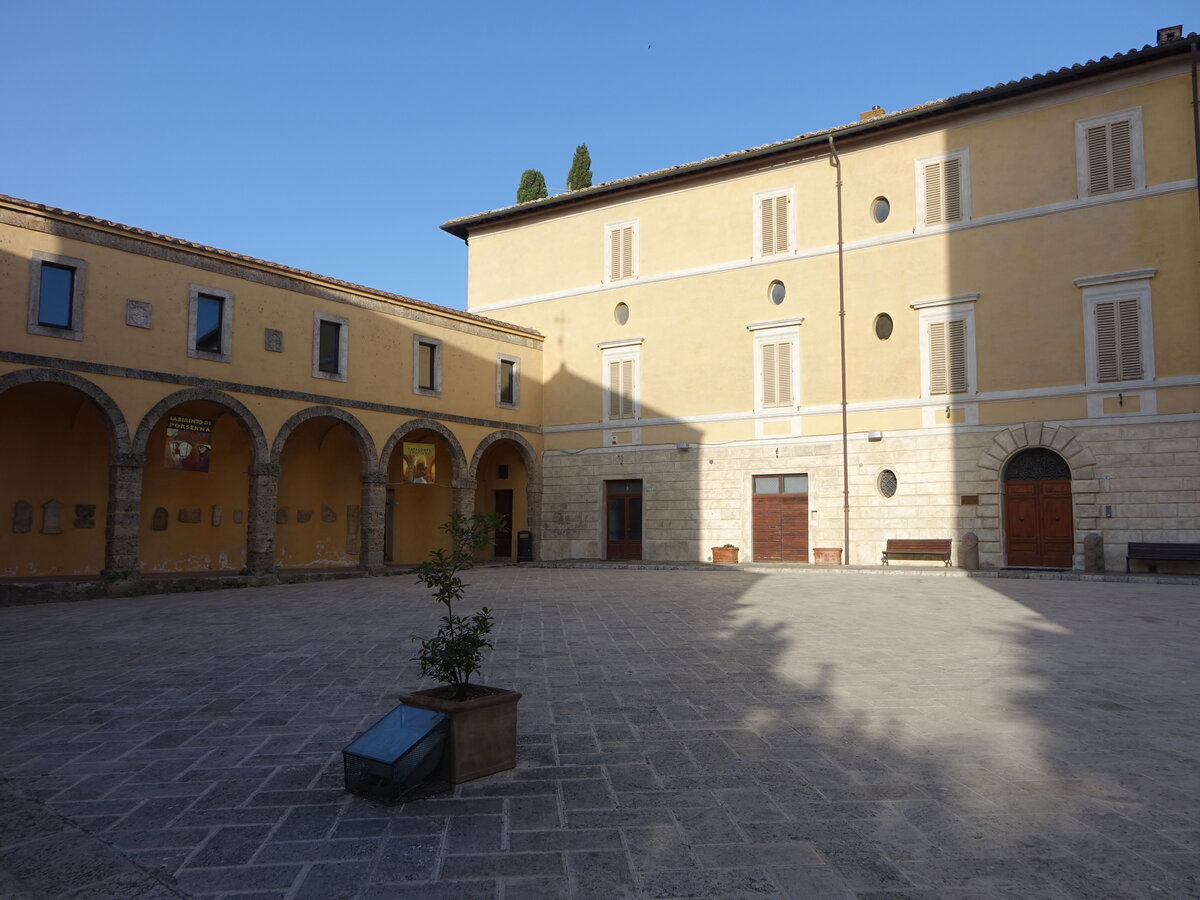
[928,321,948,394]
[1086,125,1110,195]
[772,195,789,253]
[1086,120,1135,196]
[1116,298,1142,379]
[761,342,777,405]
[1095,301,1118,381]
[608,358,634,419]
[1096,298,1142,382]
[609,228,623,281]
[946,319,967,393]
[759,194,789,255]
[1109,120,1134,191]
[760,340,794,407]
[942,158,962,222]
[620,227,634,279]
[760,198,775,256]
[924,163,944,226]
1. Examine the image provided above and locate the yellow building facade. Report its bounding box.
[1,197,543,579]
[445,35,1200,571]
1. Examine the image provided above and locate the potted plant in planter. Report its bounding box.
[712,543,740,564]
[398,512,521,784]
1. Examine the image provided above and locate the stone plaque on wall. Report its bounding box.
[297,509,312,523]
[126,299,152,328]
[74,504,96,528]
[265,328,283,352]
[276,508,289,525]
[41,500,63,534]
[346,505,360,554]
[321,504,336,523]
[233,509,244,524]
[178,508,202,524]
[212,505,223,526]
[12,500,32,533]
[152,507,169,530]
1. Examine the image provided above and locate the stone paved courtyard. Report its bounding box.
[1,568,1199,898]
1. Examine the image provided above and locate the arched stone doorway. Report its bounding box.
[382,422,466,565]
[470,431,538,561]
[134,394,265,573]
[273,409,374,569]
[0,374,125,577]
[1003,447,1073,568]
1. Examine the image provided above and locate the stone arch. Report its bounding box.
[0,367,130,456]
[469,429,542,493]
[380,418,468,486]
[270,406,377,471]
[133,388,269,465]
[978,422,1096,482]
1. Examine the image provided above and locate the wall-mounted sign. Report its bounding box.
[165,415,213,471]
[402,442,436,484]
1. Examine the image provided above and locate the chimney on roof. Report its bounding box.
[1157,25,1182,45]
[859,106,886,122]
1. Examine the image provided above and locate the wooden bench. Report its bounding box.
[882,539,952,567]
[1126,542,1200,572]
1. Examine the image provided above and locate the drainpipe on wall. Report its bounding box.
[828,136,850,564]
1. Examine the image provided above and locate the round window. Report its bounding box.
[614,302,629,325]
[871,197,890,223]
[874,313,893,340]
[768,281,786,306]
[878,469,898,499]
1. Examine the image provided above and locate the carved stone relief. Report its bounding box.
[74,504,96,528]
[41,500,63,534]
[152,507,169,530]
[12,500,32,533]
[321,504,336,523]
[233,509,244,524]
[178,508,202,524]
[126,299,152,329]
[276,508,289,525]
[212,505,223,526]
[297,509,313,523]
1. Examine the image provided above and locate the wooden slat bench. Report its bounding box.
[882,539,952,567]
[1126,542,1200,572]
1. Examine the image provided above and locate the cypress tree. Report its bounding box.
[567,144,593,191]
[516,169,548,203]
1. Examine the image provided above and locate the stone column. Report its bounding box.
[104,452,145,579]
[453,478,477,520]
[525,486,543,561]
[246,462,280,575]
[360,471,388,572]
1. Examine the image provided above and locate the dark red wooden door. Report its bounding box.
[1005,479,1072,567]
[606,480,642,560]
[752,474,809,562]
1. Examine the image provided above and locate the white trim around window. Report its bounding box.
[753,187,795,258]
[187,284,233,363]
[1080,272,1155,387]
[496,354,520,409]
[312,311,348,382]
[604,219,639,283]
[413,335,443,397]
[915,295,977,399]
[28,250,87,341]
[914,148,970,228]
[1075,107,1144,199]
[602,343,640,423]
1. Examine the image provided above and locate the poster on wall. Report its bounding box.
[402,442,436,483]
[165,415,214,472]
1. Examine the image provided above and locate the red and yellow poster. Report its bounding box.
[402,442,436,483]
[165,415,214,472]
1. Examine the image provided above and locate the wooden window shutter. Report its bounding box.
[608,358,634,418]
[1117,297,1142,379]
[773,195,789,253]
[760,340,794,407]
[1086,120,1134,196]
[609,226,633,281]
[928,321,948,394]
[759,194,789,255]
[1095,301,1119,381]
[1097,298,1142,382]
[923,163,944,225]
[760,198,775,255]
[620,227,634,279]
[947,319,967,393]
[942,158,962,222]
[1109,120,1134,191]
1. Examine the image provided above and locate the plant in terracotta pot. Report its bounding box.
[712,543,740,564]
[398,512,522,784]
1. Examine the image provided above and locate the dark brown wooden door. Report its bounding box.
[606,480,642,560]
[493,489,513,557]
[752,474,809,562]
[1005,479,1072,567]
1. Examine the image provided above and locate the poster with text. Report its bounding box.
[402,442,436,483]
[165,415,214,472]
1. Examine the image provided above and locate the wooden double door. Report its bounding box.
[606,480,642,560]
[1004,479,1073,568]
[752,474,809,562]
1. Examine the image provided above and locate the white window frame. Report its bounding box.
[913,294,978,398]
[413,335,443,397]
[752,187,795,259]
[187,284,233,363]
[312,311,348,382]
[1075,108,1145,199]
[28,251,87,341]
[914,148,970,228]
[599,338,642,423]
[747,319,802,413]
[1077,270,1155,386]
[603,219,639,283]
[496,354,520,409]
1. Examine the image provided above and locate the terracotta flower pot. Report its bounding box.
[813,547,842,565]
[711,546,740,565]
[397,685,521,784]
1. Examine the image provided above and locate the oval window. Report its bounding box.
[768,281,786,306]
[878,469,898,499]
[614,302,629,325]
[874,313,893,340]
[871,197,890,223]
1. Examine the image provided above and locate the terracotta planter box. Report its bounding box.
[397,685,521,784]
[813,547,842,565]
[711,547,740,565]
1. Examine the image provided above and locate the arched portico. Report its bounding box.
[469,430,541,561]
[380,419,469,564]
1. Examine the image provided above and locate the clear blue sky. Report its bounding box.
[3,1,1192,310]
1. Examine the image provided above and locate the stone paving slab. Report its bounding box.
[1,569,1199,898]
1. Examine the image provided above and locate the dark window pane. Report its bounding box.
[628,498,642,540]
[319,320,340,373]
[499,360,515,403]
[38,263,74,328]
[418,342,436,389]
[753,475,780,494]
[195,295,223,353]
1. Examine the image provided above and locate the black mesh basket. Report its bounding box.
[343,705,448,805]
